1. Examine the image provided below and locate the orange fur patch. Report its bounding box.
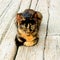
[18,29,35,42]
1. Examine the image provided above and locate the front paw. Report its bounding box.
[24,40,38,46]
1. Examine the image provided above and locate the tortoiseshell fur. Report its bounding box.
[15,9,42,46]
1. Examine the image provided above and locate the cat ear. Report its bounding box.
[32,12,42,22]
[16,13,22,22]
[16,13,22,27]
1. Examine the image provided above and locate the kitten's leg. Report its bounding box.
[15,35,24,47]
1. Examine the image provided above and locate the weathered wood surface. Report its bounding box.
[0,0,60,60]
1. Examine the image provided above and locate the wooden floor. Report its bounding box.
[0,0,60,60]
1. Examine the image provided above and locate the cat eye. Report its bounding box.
[30,25,35,30]
[20,24,25,28]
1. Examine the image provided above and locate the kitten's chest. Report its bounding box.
[18,29,36,42]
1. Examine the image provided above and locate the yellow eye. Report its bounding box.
[31,25,35,30]
[20,24,25,28]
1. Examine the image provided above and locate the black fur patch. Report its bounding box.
[15,36,24,46]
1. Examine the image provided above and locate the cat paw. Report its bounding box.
[24,40,38,46]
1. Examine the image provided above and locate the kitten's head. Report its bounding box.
[16,9,42,35]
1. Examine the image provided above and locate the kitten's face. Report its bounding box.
[19,18,37,34]
[16,9,42,36]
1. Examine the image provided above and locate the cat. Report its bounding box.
[15,9,42,47]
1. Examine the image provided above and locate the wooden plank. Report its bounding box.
[0,0,12,24]
[0,0,21,43]
[0,0,21,60]
[48,0,60,35]
[45,36,60,60]
[0,18,17,60]
[18,0,32,13]
[44,0,60,59]
[30,0,38,10]
[0,0,3,3]
[36,0,48,35]
[15,0,48,60]
[0,0,12,16]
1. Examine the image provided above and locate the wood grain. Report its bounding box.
[48,0,60,35]
[45,36,60,60]
[0,0,21,60]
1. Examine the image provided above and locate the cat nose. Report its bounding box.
[27,29,30,33]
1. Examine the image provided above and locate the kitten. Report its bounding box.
[15,9,42,47]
